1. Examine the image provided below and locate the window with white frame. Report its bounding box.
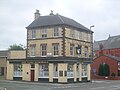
[67,64,73,77]
[14,64,22,77]
[70,44,74,56]
[78,31,82,40]
[82,64,87,77]
[31,30,36,39]
[53,64,58,77]
[84,33,88,41]
[52,43,59,56]
[59,71,63,76]
[38,64,49,77]
[41,28,47,38]
[30,46,35,57]
[41,44,47,56]
[84,46,88,57]
[53,27,59,37]
[70,29,74,38]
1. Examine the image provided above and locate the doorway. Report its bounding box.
[30,70,34,82]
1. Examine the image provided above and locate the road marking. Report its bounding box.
[0,87,6,90]
[53,85,81,89]
[109,85,120,90]
[90,86,105,90]
[91,85,120,90]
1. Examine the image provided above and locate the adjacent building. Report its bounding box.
[92,35,120,78]
[0,50,7,77]
[7,10,93,83]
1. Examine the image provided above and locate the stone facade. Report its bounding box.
[7,10,93,83]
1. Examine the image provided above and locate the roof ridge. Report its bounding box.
[109,34,120,38]
[27,13,92,32]
[57,14,65,24]
[105,54,120,61]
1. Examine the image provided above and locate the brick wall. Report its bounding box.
[95,48,120,57]
[91,55,118,78]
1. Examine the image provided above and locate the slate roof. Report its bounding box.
[93,35,120,51]
[94,55,120,62]
[0,50,7,57]
[104,35,120,49]
[105,55,120,62]
[27,14,92,32]
[93,40,106,51]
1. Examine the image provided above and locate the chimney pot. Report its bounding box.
[49,10,54,15]
[34,9,40,20]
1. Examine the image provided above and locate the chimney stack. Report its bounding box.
[49,10,54,15]
[34,9,40,20]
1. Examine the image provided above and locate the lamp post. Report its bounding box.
[90,25,95,58]
[90,25,95,82]
[90,25,95,30]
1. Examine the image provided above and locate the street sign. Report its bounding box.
[76,45,81,54]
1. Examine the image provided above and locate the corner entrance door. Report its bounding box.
[1,67,4,75]
[30,70,34,82]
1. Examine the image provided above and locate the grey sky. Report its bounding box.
[0,0,120,50]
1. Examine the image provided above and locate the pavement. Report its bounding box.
[0,80,120,90]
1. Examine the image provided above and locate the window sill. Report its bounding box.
[30,56,35,57]
[41,56,47,57]
[13,76,22,77]
[53,55,59,57]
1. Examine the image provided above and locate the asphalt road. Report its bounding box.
[0,80,120,90]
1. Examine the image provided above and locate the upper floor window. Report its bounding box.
[76,45,81,57]
[30,46,35,57]
[84,46,88,57]
[32,30,36,39]
[78,31,82,40]
[84,33,88,41]
[70,44,74,56]
[41,28,47,38]
[53,27,59,37]
[70,30,74,38]
[41,44,47,56]
[52,43,59,56]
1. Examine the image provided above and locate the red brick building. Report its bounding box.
[92,35,120,79]
[92,55,120,77]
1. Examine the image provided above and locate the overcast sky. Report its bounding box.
[0,0,120,50]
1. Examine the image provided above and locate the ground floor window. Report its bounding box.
[14,64,22,77]
[67,64,73,77]
[82,64,87,77]
[0,67,4,76]
[53,64,58,77]
[38,64,49,77]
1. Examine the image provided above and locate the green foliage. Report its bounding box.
[111,72,116,76]
[98,64,103,76]
[104,64,110,76]
[8,44,24,50]
[98,63,110,76]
